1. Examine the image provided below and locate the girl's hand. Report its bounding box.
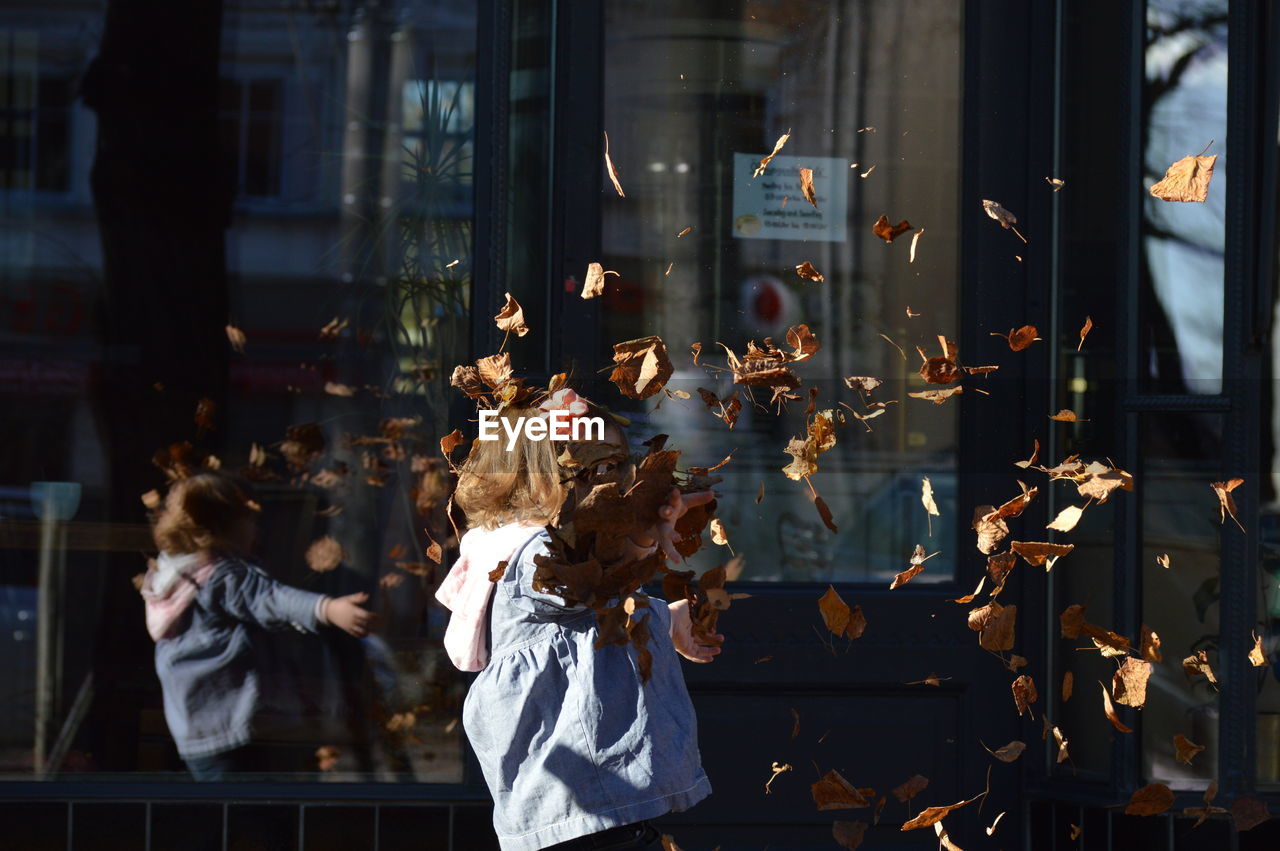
[667,599,724,663]
[324,592,377,638]
[635,488,717,563]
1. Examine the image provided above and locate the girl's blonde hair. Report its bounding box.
[153,471,257,555]
[454,405,567,530]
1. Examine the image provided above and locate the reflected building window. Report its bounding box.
[219,78,284,199]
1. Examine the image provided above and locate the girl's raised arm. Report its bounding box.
[208,561,328,633]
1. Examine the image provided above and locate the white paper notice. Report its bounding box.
[731,154,848,242]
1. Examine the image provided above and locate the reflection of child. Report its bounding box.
[436,393,723,850]
[139,472,374,780]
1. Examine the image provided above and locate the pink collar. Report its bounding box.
[435,522,545,671]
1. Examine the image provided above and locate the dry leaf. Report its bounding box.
[1046,505,1084,533]
[225,324,246,353]
[818,586,865,639]
[1231,796,1271,832]
[845,376,883,393]
[1125,784,1174,816]
[1183,650,1218,685]
[1012,675,1037,716]
[1053,726,1070,764]
[1156,553,1171,569]
[676,226,692,238]
[892,774,929,803]
[1250,632,1268,667]
[812,770,871,810]
[1069,824,1081,840]
[494,292,529,337]
[990,325,1040,351]
[1173,733,1204,766]
[873,215,912,243]
[1112,658,1152,708]
[1211,479,1246,532]
[900,790,985,831]
[1101,682,1132,733]
[832,821,868,850]
[610,336,673,399]
[582,262,615,299]
[986,740,1026,763]
[439,429,464,456]
[922,477,940,519]
[795,261,825,282]
[1062,671,1073,701]
[603,131,625,197]
[1140,624,1162,663]
[1015,439,1041,469]
[909,228,924,262]
[1077,316,1093,351]
[306,537,345,573]
[1010,540,1074,568]
[753,130,791,178]
[814,493,838,533]
[1046,177,1065,191]
[798,167,818,208]
[1049,409,1084,422]
[909,386,963,405]
[981,200,1026,242]
[1149,152,1217,203]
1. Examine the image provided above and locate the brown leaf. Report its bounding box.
[1047,505,1085,533]
[973,507,1010,555]
[1014,439,1041,469]
[909,386,963,405]
[610,336,673,399]
[581,262,618,299]
[986,552,1017,592]
[900,790,984,831]
[439,429,464,456]
[892,774,929,803]
[1231,796,1272,832]
[1046,177,1066,191]
[1125,784,1174,816]
[1101,682,1132,733]
[1069,824,1081,840]
[1250,632,1268,667]
[832,821,868,850]
[812,770,871,810]
[1049,409,1082,422]
[1157,553,1171,569]
[798,167,818,208]
[795,260,825,282]
[991,325,1040,352]
[494,292,530,337]
[814,493,838,533]
[986,740,1027,763]
[603,131,625,197]
[845,376,883,393]
[786,324,822,361]
[1211,478,1246,532]
[1059,604,1087,638]
[1183,650,1218,685]
[1112,658,1152,708]
[1012,675,1038,716]
[225,324,246,353]
[753,130,791,178]
[696,387,742,430]
[306,537,345,573]
[1149,152,1217,203]
[981,199,1018,229]
[873,215,912,243]
[979,603,1018,651]
[1140,624,1163,663]
[1062,671,1074,702]
[819,585,854,637]
[1011,540,1074,569]
[1173,733,1205,766]
[1077,316,1093,351]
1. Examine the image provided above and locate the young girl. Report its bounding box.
[139,471,374,780]
[436,390,724,850]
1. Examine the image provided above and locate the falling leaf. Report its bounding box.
[1077,316,1093,351]
[860,165,876,178]
[814,493,838,533]
[991,325,1040,351]
[696,388,742,429]
[1112,658,1152,708]
[1011,540,1074,568]
[921,477,940,529]
[818,586,866,639]
[845,376,883,393]
[1183,650,1218,685]
[225,324,246,353]
[1183,781,1229,827]
[603,131,625,197]
[812,770,871,810]
[1049,409,1085,422]
[900,788,986,831]
[315,745,341,772]
[1230,797,1272,832]
[582,262,616,299]
[765,761,793,794]
[676,226,692,238]
[909,228,924,262]
[933,821,962,851]
[306,537,345,573]
[753,130,791,178]
[659,835,683,851]
[1173,734,1205,766]
[909,386,964,405]
[1046,505,1085,533]
[1012,675,1037,716]
[610,336,673,399]
[439,429,465,456]
[795,260,825,282]
[1156,553,1171,569]
[665,262,673,276]
[832,821,867,850]
[798,167,818,208]
[984,740,1027,763]
[906,306,920,318]
[890,545,935,589]
[872,215,912,243]
[892,774,929,803]
[987,812,1007,836]
[141,490,161,510]
[1046,177,1065,191]
[1062,671,1074,702]
[1210,479,1246,532]
[1015,439,1041,470]
[756,481,765,504]
[981,199,1027,242]
[1250,632,1268,667]
[1149,150,1217,203]
[1140,624,1162,663]
[1100,682,1132,733]
[1069,824,1082,840]
[1125,784,1174,816]
[494,292,530,338]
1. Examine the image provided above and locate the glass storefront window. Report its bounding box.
[600,0,962,583]
[0,1,478,781]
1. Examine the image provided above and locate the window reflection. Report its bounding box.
[601,0,962,583]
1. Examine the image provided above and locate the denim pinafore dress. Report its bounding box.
[462,530,712,851]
